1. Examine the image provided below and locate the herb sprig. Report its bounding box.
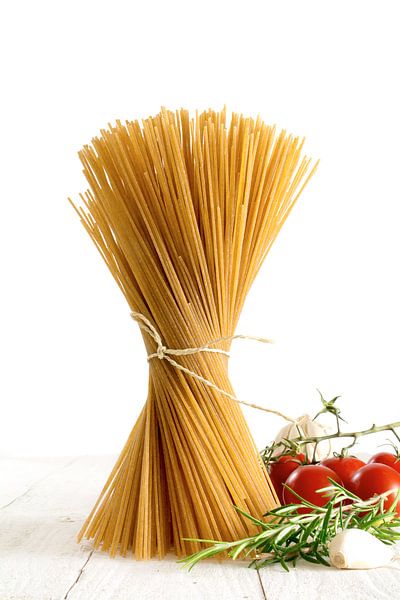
[180,481,400,571]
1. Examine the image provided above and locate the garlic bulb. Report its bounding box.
[273,414,332,461]
[329,529,396,569]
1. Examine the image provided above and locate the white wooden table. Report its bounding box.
[1,456,400,600]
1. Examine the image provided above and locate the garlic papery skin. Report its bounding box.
[329,529,395,569]
[273,414,332,461]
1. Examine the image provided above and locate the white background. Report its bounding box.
[1,0,399,458]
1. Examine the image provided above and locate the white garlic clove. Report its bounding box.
[329,529,395,569]
[273,414,332,461]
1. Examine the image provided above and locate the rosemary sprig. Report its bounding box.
[180,481,400,571]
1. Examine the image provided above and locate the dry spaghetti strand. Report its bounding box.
[70,107,317,559]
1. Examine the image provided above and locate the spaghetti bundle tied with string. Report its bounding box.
[70,107,317,559]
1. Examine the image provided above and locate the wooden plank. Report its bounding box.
[259,560,400,600]
[0,456,115,600]
[0,457,264,600]
[0,457,71,507]
[67,552,264,600]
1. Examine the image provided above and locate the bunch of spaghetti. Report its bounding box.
[71,107,317,559]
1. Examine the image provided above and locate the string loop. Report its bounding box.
[131,311,297,425]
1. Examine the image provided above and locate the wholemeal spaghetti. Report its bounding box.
[70,107,317,559]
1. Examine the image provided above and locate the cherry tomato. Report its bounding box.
[349,463,400,515]
[282,465,342,513]
[268,453,306,503]
[320,456,365,490]
[368,452,400,474]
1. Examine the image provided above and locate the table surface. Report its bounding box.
[1,455,400,600]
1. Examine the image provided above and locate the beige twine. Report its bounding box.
[131,311,297,424]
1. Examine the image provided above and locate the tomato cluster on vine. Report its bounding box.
[268,451,400,514]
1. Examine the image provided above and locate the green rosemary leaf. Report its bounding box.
[339,500,344,529]
[300,516,321,544]
[388,490,400,513]
[266,503,305,516]
[332,508,341,536]
[372,529,399,542]
[366,514,396,528]
[343,510,354,529]
[230,539,254,560]
[320,502,333,544]
[233,506,267,528]
[279,557,290,572]
[282,485,324,511]
[180,545,227,570]
[314,549,331,567]
[319,479,361,501]
[378,520,400,529]
[274,525,298,545]
[299,549,322,565]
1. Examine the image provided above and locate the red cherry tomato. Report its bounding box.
[320,456,365,490]
[282,465,342,513]
[268,453,306,503]
[349,463,400,515]
[368,452,400,474]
